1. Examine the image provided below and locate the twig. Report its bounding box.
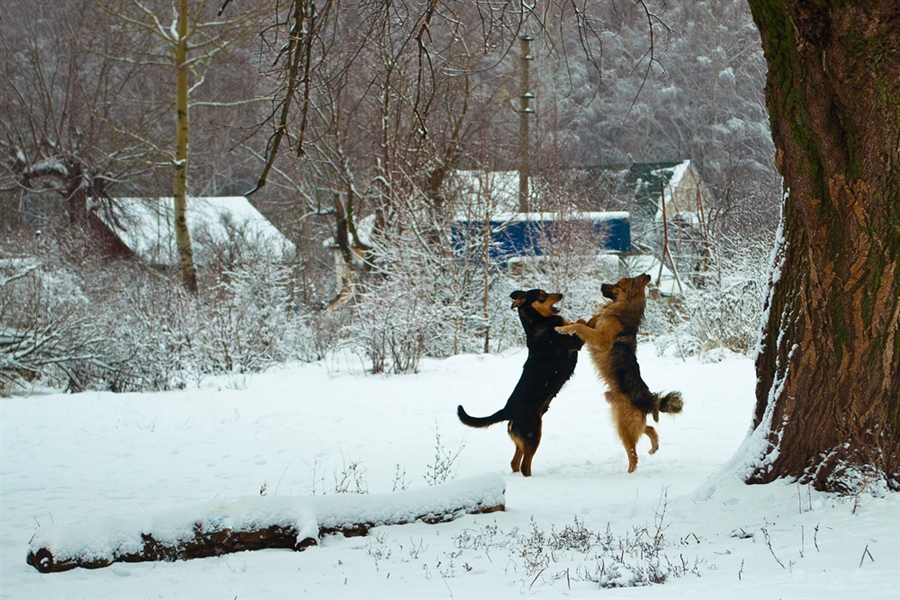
[439,570,454,599]
[859,544,874,567]
[761,526,784,569]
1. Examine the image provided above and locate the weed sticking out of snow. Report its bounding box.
[435,493,708,591]
[423,424,465,486]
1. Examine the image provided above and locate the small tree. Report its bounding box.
[97,0,266,292]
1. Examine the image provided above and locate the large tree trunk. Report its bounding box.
[746,2,900,491]
[174,0,198,293]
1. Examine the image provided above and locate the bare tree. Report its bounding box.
[96,0,267,292]
[250,1,616,304]
[0,1,157,233]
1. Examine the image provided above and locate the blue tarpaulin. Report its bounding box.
[454,211,631,265]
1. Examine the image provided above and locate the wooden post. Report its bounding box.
[658,180,684,295]
[518,34,534,213]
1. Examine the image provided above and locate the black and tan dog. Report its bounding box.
[457,289,584,476]
[557,274,682,473]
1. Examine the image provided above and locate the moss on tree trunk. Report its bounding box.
[747,1,900,491]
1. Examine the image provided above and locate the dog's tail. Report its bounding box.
[650,391,683,422]
[457,405,509,428]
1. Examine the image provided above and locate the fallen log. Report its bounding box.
[27,473,505,573]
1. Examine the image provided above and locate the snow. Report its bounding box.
[27,474,504,569]
[453,170,528,213]
[2,347,898,598]
[657,160,691,197]
[488,211,630,223]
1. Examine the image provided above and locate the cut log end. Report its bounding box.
[27,548,58,574]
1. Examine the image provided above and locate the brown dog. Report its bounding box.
[458,289,584,476]
[557,274,682,472]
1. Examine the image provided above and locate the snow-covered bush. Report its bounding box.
[346,281,436,375]
[95,272,205,391]
[94,259,313,390]
[198,261,295,374]
[1,233,313,392]
[0,256,116,394]
[282,306,345,364]
[646,245,769,358]
[335,204,506,373]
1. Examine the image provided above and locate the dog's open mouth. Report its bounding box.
[548,294,563,314]
[547,293,563,314]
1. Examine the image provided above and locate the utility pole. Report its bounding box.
[518,34,534,213]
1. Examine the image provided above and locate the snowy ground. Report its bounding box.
[2,346,898,599]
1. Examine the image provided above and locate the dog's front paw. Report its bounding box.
[556,325,576,335]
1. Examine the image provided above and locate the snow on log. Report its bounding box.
[27,473,505,573]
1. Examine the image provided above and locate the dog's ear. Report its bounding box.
[510,290,526,308]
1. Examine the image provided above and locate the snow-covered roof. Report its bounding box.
[98,197,295,266]
[659,160,691,192]
[620,160,694,203]
[451,170,539,214]
[453,162,704,220]
[475,211,630,223]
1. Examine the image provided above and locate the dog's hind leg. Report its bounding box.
[520,437,540,477]
[508,422,532,474]
[509,421,540,477]
[612,400,643,473]
[624,440,640,473]
[644,425,659,455]
[510,432,525,474]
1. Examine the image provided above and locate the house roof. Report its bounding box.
[98,197,295,266]
[452,161,699,218]
[620,160,693,207]
[451,170,539,215]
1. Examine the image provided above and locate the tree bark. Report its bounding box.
[174,0,198,293]
[746,2,900,491]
